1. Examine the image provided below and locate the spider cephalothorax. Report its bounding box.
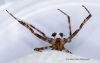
[51,33,65,51]
[6,5,92,54]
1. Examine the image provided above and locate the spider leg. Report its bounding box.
[34,46,52,52]
[29,24,46,38]
[65,5,92,42]
[58,9,72,36]
[6,10,46,37]
[63,47,72,54]
[58,9,72,42]
[6,10,50,43]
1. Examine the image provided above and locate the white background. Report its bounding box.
[0,0,100,63]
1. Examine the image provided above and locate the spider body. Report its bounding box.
[51,38,64,51]
[6,5,92,54]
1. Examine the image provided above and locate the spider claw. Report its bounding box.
[34,48,42,52]
[82,5,84,7]
[34,48,39,51]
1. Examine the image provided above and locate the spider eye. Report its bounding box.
[52,32,57,37]
[59,33,63,37]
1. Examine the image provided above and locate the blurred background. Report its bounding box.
[0,0,16,5]
[0,0,100,63]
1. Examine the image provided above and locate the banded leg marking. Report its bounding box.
[34,46,52,52]
[66,5,92,42]
[6,10,49,42]
[63,47,72,54]
[58,9,72,42]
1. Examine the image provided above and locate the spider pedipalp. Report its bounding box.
[52,32,57,38]
[59,33,64,37]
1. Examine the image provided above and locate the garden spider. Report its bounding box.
[6,5,91,54]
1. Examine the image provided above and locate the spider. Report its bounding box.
[6,5,91,54]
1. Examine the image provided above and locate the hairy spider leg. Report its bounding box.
[58,9,72,42]
[34,46,52,52]
[65,5,92,43]
[63,47,72,54]
[29,24,46,38]
[6,10,51,43]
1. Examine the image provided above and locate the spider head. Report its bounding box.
[52,32,57,37]
[59,33,64,37]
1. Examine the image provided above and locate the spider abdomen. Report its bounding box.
[51,38,65,51]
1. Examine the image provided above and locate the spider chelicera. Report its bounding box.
[6,5,91,54]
